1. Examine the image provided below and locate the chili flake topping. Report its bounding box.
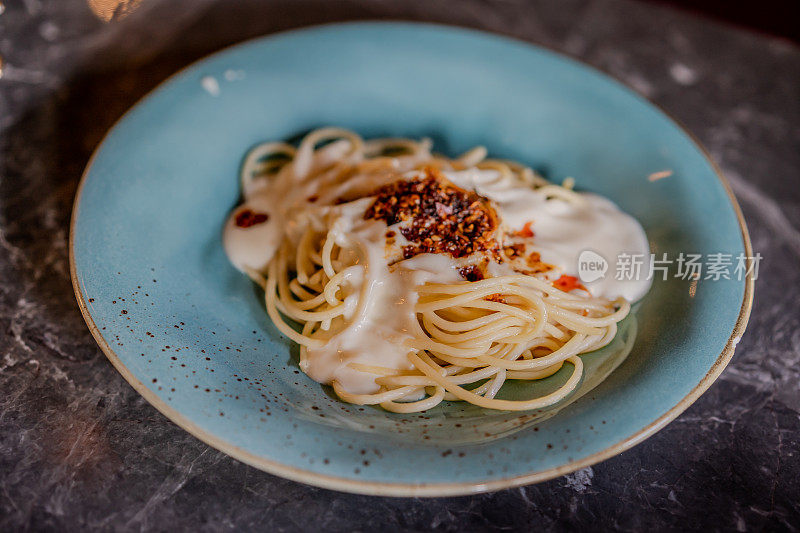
[553,275,585,292]
[514,221,535,238]
[458,264,485,282]
[235,209,269,228]
[365,167,500,259]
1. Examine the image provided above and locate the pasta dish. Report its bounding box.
[224,128,651,413]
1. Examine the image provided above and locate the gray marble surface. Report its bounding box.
[1,0,798,530]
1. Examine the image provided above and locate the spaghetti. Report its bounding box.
[223,128,650,413]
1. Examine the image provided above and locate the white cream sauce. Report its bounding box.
[224,154,651,394]
[303,214,460,394]
[443,168,652,302]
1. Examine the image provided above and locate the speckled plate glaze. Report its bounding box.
[70,22,753,496]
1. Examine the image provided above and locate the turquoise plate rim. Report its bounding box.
[69,21,754,497]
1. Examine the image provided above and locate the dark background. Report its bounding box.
[654,0,800,42]
[1,0,798,531]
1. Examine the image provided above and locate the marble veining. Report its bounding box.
[1,0,798,530]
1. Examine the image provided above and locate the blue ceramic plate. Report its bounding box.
[71,22,753,496]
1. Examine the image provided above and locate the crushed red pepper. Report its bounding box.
[503,243,526,259]
[524,251,553,274]
[235,209,269,228]
[514,221,535,238]
[553,274,585,292]
[458,265,485,282]
[365,167,500,260]
[361,167,567,286]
